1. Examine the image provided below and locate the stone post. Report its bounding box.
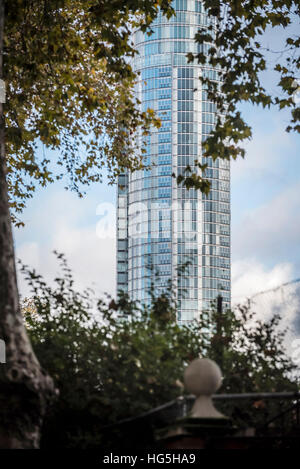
[156,358,234,448]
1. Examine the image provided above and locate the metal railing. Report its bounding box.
[102,392,300,433]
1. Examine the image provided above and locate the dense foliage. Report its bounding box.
[4,0,174,221]
[4,1,300,217]
[177,0,300,190]
[21,254,299,448]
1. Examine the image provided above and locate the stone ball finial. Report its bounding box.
[184,358,225,419]
[184,358,222,396]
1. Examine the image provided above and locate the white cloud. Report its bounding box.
[232,120,294,183]
[232,258,300,358]
[14,187,116,300]
[232,181,300,262]
[232,258,294,303]
[230,112,300,355]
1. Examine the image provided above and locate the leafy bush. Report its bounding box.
[21,254,299,448]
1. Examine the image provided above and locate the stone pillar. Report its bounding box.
[156,358,234,449]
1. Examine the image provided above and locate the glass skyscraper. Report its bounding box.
[117,0,230,323]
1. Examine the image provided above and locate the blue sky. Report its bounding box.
[13,21,300,313]
[231,104,300,302]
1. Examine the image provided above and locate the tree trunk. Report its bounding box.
[0,0,55,448]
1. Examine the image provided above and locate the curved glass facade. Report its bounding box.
[117,0,231,323]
